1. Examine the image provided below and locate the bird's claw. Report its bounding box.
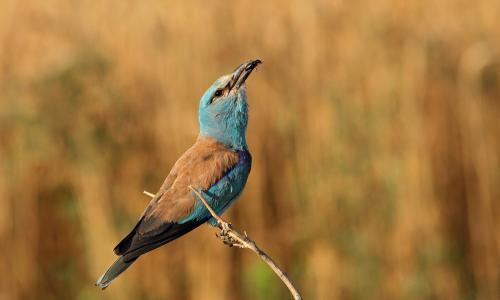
[218,221,232,232]
[217,233,235,246]
[216,222,241,247]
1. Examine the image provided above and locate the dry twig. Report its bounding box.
[143,188,303,300]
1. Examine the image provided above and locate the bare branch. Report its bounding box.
[143,190,155,198]
[144,188,303,300]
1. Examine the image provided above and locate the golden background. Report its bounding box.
[0,1,499,299]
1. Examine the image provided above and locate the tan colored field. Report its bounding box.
[0,0,499,299]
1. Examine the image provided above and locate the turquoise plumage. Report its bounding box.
[95,59,261,289]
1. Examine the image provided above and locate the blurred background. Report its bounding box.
[0,0,499,299]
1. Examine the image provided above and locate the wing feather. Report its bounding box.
[113,137,242,261]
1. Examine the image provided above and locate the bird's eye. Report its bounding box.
[214,89,223,97]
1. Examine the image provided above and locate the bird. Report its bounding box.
[95,59,261,289]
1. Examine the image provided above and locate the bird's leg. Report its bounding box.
[214,222,247,248]
[215,221,239,247]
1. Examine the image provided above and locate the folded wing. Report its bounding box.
[113,137,244,263]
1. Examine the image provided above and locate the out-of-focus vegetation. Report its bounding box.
[1,1,499,299]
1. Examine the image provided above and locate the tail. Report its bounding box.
[95,256,137,290]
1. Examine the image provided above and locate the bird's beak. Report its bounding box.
[229,59,262,92]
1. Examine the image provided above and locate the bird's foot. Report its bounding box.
[216,222,245,247]
[220,221,232,232]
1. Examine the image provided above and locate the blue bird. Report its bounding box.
[96,59,261,289]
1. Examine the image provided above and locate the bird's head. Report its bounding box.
[198,59,261,150]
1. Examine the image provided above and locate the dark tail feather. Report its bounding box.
[95,256,136,290]
[114,216,144,255]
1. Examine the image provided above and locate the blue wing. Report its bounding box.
[112,139,251,263]
[180,150,251,225]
